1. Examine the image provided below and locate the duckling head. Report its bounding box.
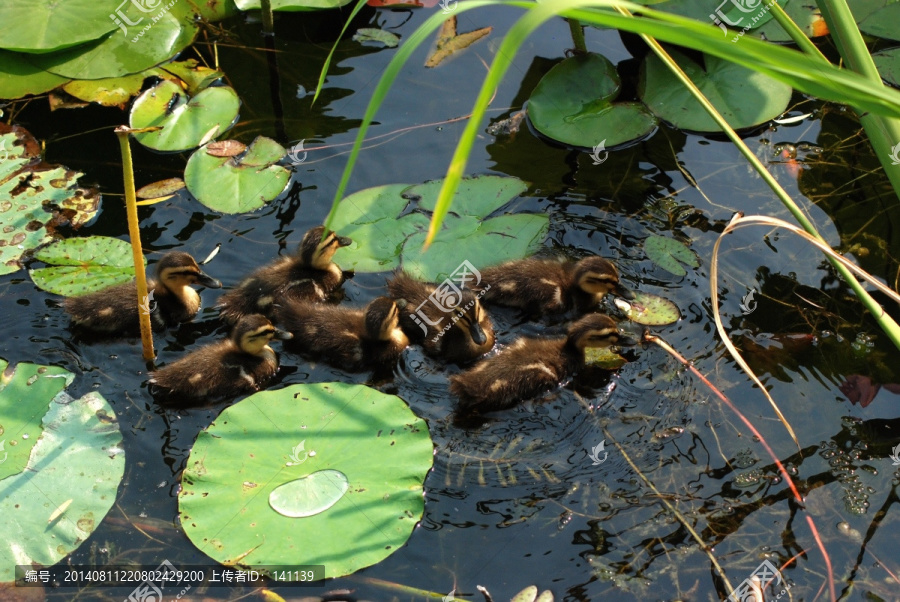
[232,314,293,355]
[574,257,634,300]
[567,313,637,352]
[298,226,353,269]
[365,296,403,341]
[452,290,494,347]
[156,251,222,290]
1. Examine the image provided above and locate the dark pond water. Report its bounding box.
[3,5,900,602]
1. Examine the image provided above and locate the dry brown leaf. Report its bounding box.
[425,16,492,68]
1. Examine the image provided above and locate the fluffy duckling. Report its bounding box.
[149,314,292,403]
[65,251,221,335]
[387,271,495,363]
[450,313,635,414]
[275,296,409,372]
[217,226,352,324]
[471,256,633,317]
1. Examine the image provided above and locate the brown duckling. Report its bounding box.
[450,313,636,414]
[275,296,409,372]
[471,256,633,317]
[65,251,221,335]
[387,270,495,363]
[149,314,292,403]
[217,226,352,324]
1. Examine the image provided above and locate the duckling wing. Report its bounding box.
[217,258,294,323]
[65,281,142,334]
[478,259,571,314]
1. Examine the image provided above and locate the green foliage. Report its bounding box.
[352,28,400,47]
[29,236,144,296]
[179,382,433,580]
[527,53,656,147]
[858,3,900,41]
[0,49,69,98]
[235,0,354,10]
[614,291,680,326]
[0,0,117,53]
[644,235,700,277]
[873,47,900,87]
[184,137,290,213]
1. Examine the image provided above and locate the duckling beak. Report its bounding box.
[615,333,639,347]
[273,328,294,340]
[613,283,635,300]
[336,234,353,247]
[469,322,488,345]
[196,270,222,288]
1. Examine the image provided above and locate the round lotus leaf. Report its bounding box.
[62,71,155,107]
[0,0,118,53]
[0,359,124,582]
[0,50,69,100]
[614,291,680,326]
[639,49,792,132]
[644,235,700,277]
[235,0,354,11]
[28,7,198,80]
[405,175,528,217]
[159,59,225,95]
[179,382,433,580]
[527,53,657,148]
[29,236,144,297]
[0,128,100,276]
[184,137,290,213]
[130,80,240,152]
[874,48,900,87]
[859,4,900,42]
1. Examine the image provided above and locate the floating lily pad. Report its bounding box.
[639,49,792,132]
[751,0,828,42]
[179,382,433,580]
[160,59,225,95]
[614,291,680,325]
[0,359,124,582]
[527,53,657,148]
[184,137,290,213]
[28,7,198,80]
[130,80,241,152]
[28,236,143,297]
[353,28,400,47]
[0,126,100,276]
[0,0,118,53]
[584,346,628,370]
[859,3,900,41]
[331,175,548,280]
[644,235,700,277]
[235,0,354,9]
[874,47,900,87]
[136,177,185,200]
[0,50,69,100]
[62,71,155,107]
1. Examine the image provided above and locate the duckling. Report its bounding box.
[387,271,495,363]
[450,313,636,414]
[471,256,633,317]
[275,296,409,372]
[217,226,352,324]
[65,251,221,335]
[149,314,292,403]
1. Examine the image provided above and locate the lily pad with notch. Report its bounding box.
[614,291,680,326]
[178,382,433,580]
[28,236,144,297]
[527,53,657,148]
[644,235,700,277]
[184,136,290,213]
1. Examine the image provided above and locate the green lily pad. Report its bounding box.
[179,382,433,580]
[859,3,900,41]
[130,80,240,152]
[330,175,548,280]
[614,291,680,325]
[235,0,354,10]
[159,59,225,95]
[62,71,155,107]
[751,0,827,42]
[874,47,900,87]
[0,126,100,276]
[0,0,117,53]
[28,7,198,80]
[639,49,792,132]
[584,346,628,370]
[28,237,144,297]
[0,360,124,582]
[527,53,657,148]
[184,136,290,213]
[352,28,400,47]
[644,235,700,277]
[0,50,69,100]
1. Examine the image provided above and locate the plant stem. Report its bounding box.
[260,0,274,35]
[114,126,155,361]
[769,2,826,60]
[567,18,587,53]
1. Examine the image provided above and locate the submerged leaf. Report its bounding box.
[352,28,400,47]
[425,16,492,68]
[29,237,144,296]
[644,235,700,277]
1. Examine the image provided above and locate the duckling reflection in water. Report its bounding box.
[275,296,409,372]
[387,270,495,363]
[65,251,221,335]
[471,256,633,318]
[217,226,352,324]
[450,314,636,414]
[149,314,292,404]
